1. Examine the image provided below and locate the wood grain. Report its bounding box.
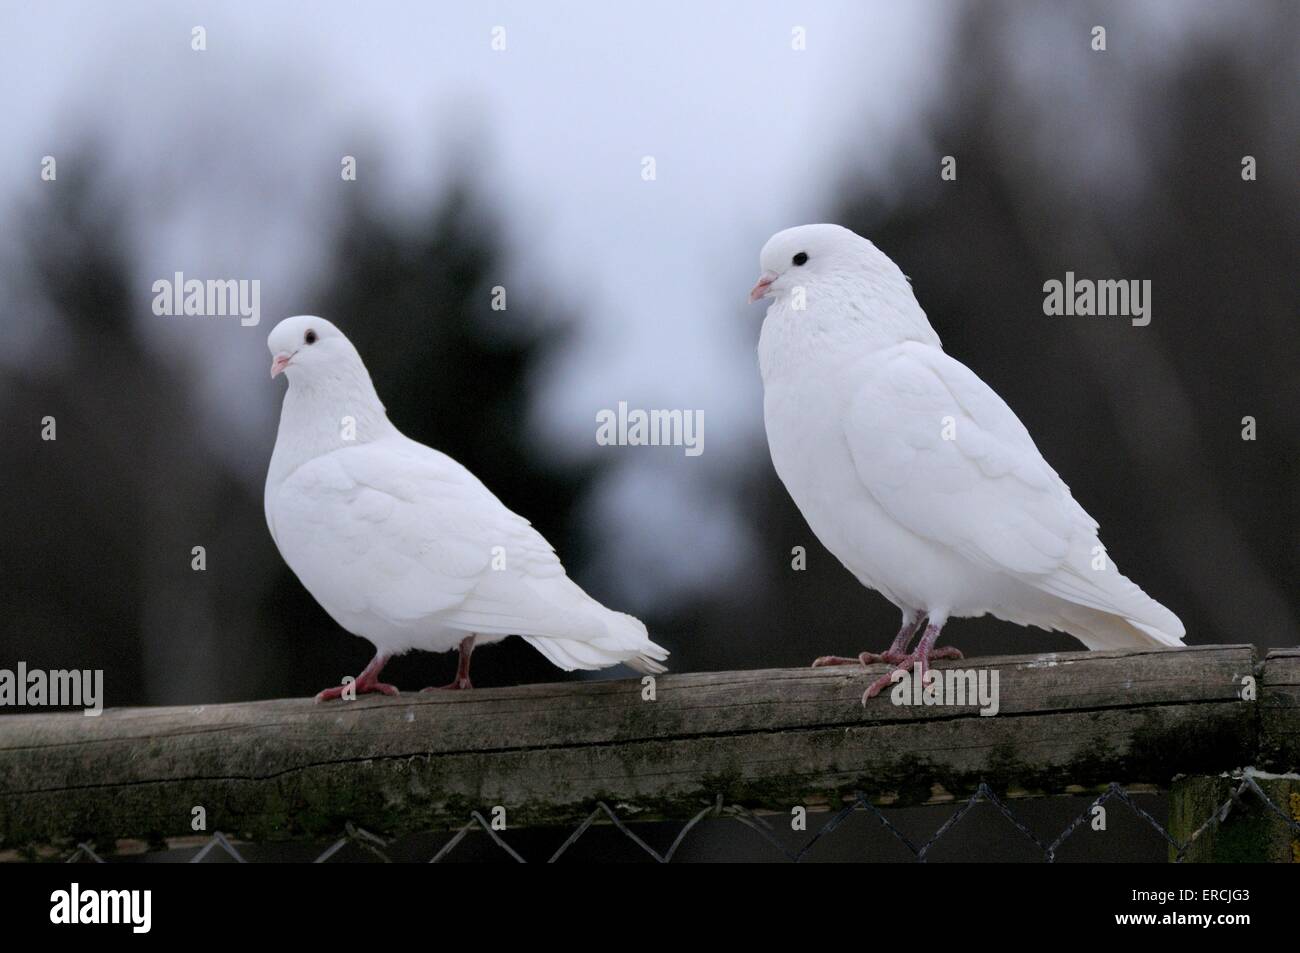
[0,644,1289,851]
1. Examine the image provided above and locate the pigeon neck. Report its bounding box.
[759,274,943,381]
[270,366,396,480]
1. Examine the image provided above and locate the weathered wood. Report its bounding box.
[1260,649,1300,773]
[0,644,1285,851]
[1169,775,1299,863]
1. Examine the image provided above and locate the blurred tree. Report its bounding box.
[0,155,269,705]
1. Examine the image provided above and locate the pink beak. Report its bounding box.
[270,353,293,378]
[748,271,777,303]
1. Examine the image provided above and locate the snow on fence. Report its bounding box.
[0,644,1296,862]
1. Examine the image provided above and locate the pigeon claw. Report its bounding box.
[313,680,400,703]
[419,636,476,693]
[812,654,863,668]
[863,666,908,704]
[860,649,914,665]
[813,650,910,668]
[860,645,965,705]
[420,676,472,692]
[313,653,399,702]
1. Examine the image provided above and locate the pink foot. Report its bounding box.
[812,654,863,668]
[861,631,962,703]
[813,650,909,668]
[314,653,398,702]
[314,679,399,702]
[813,615,929,671]
[863,657,919,702]
[421,636,475,692]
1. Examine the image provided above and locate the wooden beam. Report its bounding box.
[1169,774,1299,863]
[0,644,1288,852]
[1261,648,1300,771]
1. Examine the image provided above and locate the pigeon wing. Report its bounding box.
[842,341,1095,579]
[269,438,606,640]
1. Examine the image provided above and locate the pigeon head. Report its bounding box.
[752,224,942,357]
[750,223,913,306]
[749,224,876,304]
[266,315,393,464]
[267,315,358,380]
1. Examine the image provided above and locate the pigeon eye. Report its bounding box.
[792,252,808,266]
[304,330,317,345]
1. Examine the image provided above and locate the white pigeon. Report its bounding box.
[264,315,668,700]
[751,224,1184,702]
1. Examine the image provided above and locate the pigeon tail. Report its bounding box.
[522,609,669,675]
[1023,536,1187,650]
[1055,603,1185,651]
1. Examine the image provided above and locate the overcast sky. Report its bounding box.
[1,1,1239,609]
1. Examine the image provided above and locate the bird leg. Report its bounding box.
[862,622,963,703]
[314,653,399,702]
[812,614,926,668]
[422,636,476,691]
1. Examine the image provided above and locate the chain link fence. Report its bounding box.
[49,771,1299,864]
